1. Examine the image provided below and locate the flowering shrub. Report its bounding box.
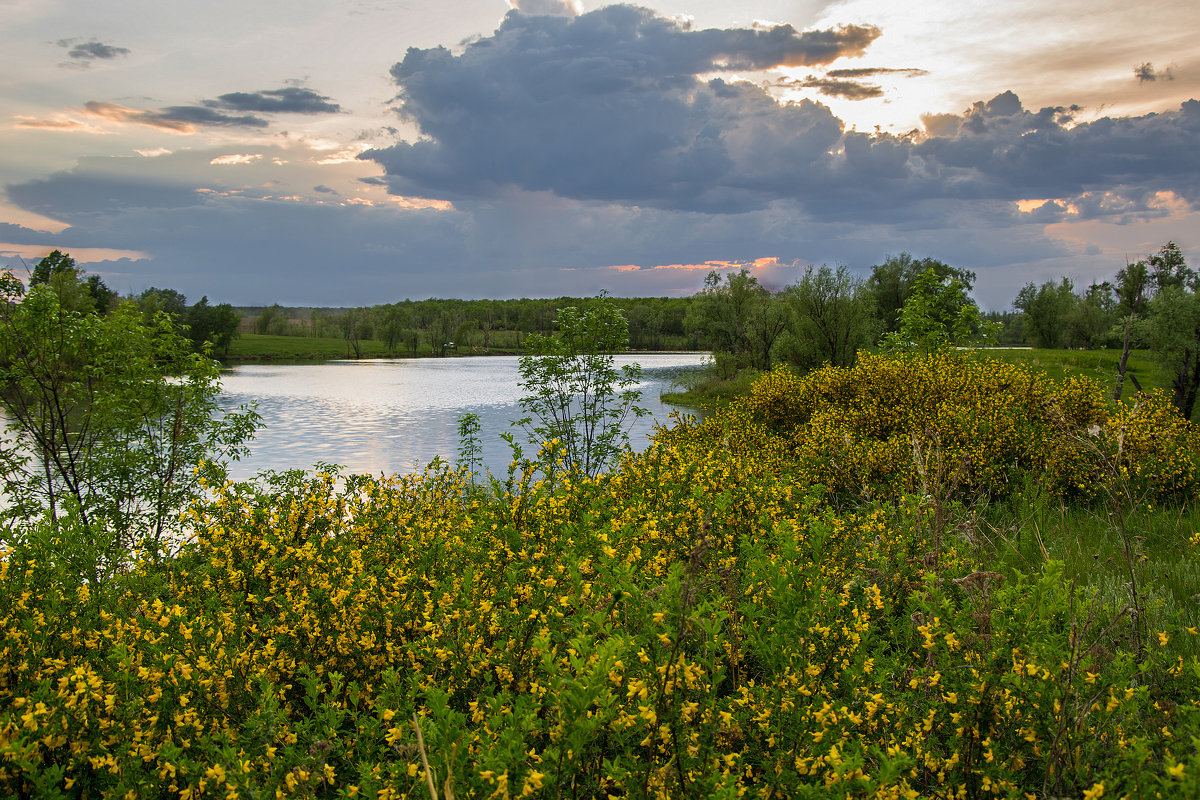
[679,351,1200,505]
[1,352,1198,798]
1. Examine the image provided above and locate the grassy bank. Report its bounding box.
[224,333,524,362]
[3,350,1199,797]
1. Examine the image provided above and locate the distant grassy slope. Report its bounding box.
[225,334,393,361]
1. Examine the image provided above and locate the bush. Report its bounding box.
[692,351,1198,506]
[2,351,1198,798]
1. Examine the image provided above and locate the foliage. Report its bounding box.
[0,270,259,583]
[28,250,116,315]
[515,294,648,479]
[777,265,878,370]
[685,270,785,372]
[1137,243,1200,420]
[881,268,989,351]
[679,352,1198,506]
[136,288,241,356]
[1015,278,1116,350]
[867,253,976,335]
[455,412,483,482]
[2,349,1199,798]
[227,333,394,361]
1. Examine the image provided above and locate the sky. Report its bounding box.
[1,0,1197,310]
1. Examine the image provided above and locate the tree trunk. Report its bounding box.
[1180,346,1200,422]
[1113,316,1134,402]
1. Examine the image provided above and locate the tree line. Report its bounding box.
[15,242,1198,420]
[242,296,700,357]
[680,242,1198,421]
[1008,241,1199,416]
[684,254,985,378]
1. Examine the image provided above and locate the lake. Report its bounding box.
[216,353,708,480]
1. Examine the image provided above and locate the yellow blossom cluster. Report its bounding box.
[665,351,1199,506]
[1,352,1198,798]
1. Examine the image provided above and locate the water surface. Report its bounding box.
[217,353,706,480]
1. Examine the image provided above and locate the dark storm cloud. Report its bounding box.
[211,88,343,114]
[364,6,867,210]
[906,93,1200,210]
[7,170,202,217]
[56,39,130,66]
[364,5,1200,221]
[156,105,270,128]
[0,222,53,242]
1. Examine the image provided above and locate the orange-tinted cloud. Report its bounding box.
[83,101,195,132]
[605,257,788,273]
[0,243,148,263]
[14,115,112,135]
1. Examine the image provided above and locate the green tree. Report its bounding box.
[0,269,259,583]
[1148,240,1194,291]
[778,265,878,370]
[1141,285,1200,419]
[515,294,647,478]
[137,287,188,323]
[1137,242,1200,419]
[1014,278,1078,349]
[373,304,405,355]
[30,250,115,314]
[1065,281,1115,349]
[867,253,977,335]
[686,270,785,373]
[184,297,241,356]
[883,267,987,351]
[255,304,291,335]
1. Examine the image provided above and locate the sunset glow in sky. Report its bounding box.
[1,0,1197,308]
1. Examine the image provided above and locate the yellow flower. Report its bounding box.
[1082,782,1104,800]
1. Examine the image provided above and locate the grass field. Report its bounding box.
[970,347,1163,396]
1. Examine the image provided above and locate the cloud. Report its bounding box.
[365,6,873,211]
[82,101,268,132]
[1134,62,1174,83]
[825,67,928,78]
[211,88,342,114]
[55,39,130,67]
[505,0,582,17]
[7,167,204,217]
[76,86,342,133]
[210,154,264,165]
[365,5,1200,223]
[791,76,883,100]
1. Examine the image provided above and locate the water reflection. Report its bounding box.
[217,354,707,480]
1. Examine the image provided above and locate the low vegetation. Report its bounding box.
[3,350,1199,798]
[3,246,1199,797]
